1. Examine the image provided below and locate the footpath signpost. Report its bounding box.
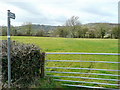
[7,10,15,88]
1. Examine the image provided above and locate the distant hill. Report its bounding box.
[25,24,57,31]
[1,23,118,31]
[30,23,118,31]
[85,23,118,27]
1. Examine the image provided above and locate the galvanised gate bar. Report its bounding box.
[45,52,120,90]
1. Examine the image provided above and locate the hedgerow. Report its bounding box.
[2,40,43,87]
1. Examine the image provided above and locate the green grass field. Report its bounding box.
[1,36,118,53]
[1,36,119,89]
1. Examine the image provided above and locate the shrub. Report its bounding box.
[2,40,43,87]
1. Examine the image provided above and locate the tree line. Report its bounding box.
[1,16,119,39]
[53,16,119,39]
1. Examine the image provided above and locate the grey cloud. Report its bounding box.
[7,2,41,15]
[32,16,66,25]
[6,2,54,24]
[81,3,116,17]
[7,2,67,25]
[16,14,66,25]
[2,0,117,26]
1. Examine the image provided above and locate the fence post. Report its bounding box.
[40,52,45,78]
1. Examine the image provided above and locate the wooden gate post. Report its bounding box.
[40,52,45,78]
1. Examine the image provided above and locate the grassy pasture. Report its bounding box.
[1,36,118,53]
[1,36,119,88]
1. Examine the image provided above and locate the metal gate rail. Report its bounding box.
[45,52,119,89]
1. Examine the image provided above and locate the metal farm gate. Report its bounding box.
[45,52,120,90]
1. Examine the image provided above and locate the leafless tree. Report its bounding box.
[65,16,81,38]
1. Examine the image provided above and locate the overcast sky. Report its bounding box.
[0,0,119,26]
